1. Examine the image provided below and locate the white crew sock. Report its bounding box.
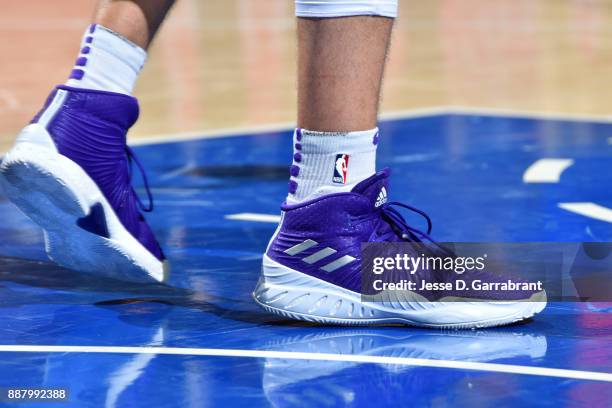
[65,24,147,95]
[286,127,379,204]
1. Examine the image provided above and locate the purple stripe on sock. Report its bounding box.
[89,24,97,34]
[85,36,94,44]
[372,132,380,145]
[81,46,91,54]
[295,143,302,151]
[75,57,88,67]
[69,69,85,80]
[288,180,298,194]
[290,165,300,177]
[296,128,302,141]
[293,153,302,163]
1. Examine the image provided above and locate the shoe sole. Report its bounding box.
[0,124,168,283]
[253,255,547,329]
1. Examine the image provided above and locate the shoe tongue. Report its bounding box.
[352,168,390,208]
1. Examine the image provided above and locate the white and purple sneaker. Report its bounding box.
[0,86,168,282]
[254,169,547,328]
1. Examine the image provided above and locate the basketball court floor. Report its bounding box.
[0,1,611,407]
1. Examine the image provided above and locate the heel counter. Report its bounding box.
[33,88,69,127]
[18,86,68,153]
[265,211,285,256]
[14,124,58,153]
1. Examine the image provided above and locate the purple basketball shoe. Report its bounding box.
[254,169,546,328]
[0,86,168,282]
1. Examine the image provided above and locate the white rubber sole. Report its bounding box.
[0,124,168,283]
[253,255,547,329]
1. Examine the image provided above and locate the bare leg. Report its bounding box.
[297,16,394,132]
[287,16,394,202]
[94,0,175,49]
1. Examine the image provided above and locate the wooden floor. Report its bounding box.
[1,0,612,151]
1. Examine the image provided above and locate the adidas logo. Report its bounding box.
[375,186,388,208]
[283,239,356,273]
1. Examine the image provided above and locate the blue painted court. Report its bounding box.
[0,112,611,407]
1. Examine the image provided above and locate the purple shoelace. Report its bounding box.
[379,201,433,242]
[125,146,153,213]
[355,201,453,256]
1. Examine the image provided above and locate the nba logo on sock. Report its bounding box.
[333,154,349,184]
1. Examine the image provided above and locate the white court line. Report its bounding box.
[126,105,612,147]
[225,213,281,223]
[558,202,612,224]
[128,121,296,146]
[128,106,452,146]
[4,106,612,155]
[447,105,612,123]
[523,158,574,183]
[0,345,610,382]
